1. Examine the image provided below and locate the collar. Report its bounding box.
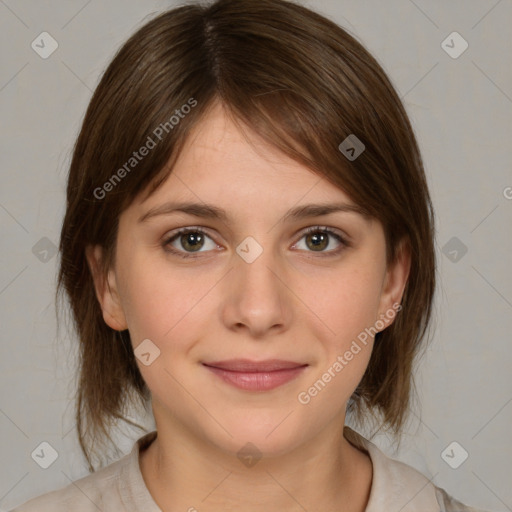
[344,426,440,511]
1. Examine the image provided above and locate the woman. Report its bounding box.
[11,0,488,510]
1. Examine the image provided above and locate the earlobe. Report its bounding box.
[377,239,411,330]
[85,244,128,331]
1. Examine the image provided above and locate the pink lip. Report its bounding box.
[203,359,308,391]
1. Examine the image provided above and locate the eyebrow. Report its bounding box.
[137,201,371,224]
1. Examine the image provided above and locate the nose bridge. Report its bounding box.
[223,234,290,335]
[236,233,284,302]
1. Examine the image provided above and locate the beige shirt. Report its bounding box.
[10,427,487,512]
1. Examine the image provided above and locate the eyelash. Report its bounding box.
[162,226,349,260]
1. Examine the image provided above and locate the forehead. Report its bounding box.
[134,102,356,212]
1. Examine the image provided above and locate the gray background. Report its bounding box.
[1,0,511,510]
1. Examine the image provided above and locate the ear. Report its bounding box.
[85,244,128,331]
[376,238,411,331]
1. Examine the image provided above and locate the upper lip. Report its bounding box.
[203,359,308,372]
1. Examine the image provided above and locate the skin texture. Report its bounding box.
[87,101,410,512]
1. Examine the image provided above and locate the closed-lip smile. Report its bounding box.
[202,359,308,391]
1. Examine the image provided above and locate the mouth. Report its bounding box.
[202,359,308,391]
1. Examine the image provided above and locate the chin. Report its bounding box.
[200,409,309,460]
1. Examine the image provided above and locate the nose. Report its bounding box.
[221,242,292,339]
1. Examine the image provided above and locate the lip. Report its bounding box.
[203,359,308,391]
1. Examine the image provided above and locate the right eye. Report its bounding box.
[162,227,219,258]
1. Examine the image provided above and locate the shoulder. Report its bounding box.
[344,426,491,512]
[9,431,158,512]
[9,455,129,512]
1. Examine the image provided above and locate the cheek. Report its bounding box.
[116,255,218,397]
[295,258,385,348]
[117,252,217,347]
[294,266,382,415]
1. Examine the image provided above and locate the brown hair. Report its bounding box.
[56,0,436,471]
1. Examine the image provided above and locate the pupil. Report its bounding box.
[183,232,203,251]
[309,232,327,251]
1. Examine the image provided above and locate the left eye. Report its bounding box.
[292,227,346,254]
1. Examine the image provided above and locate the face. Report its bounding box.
[87,101,409,457]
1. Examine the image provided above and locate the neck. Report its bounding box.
[139,416,373,512]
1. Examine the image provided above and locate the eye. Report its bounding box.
[163,227,218,258]
[163,225,349,259]
[292,226,348,256]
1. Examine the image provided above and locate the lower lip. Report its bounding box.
[204,365,307,391]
